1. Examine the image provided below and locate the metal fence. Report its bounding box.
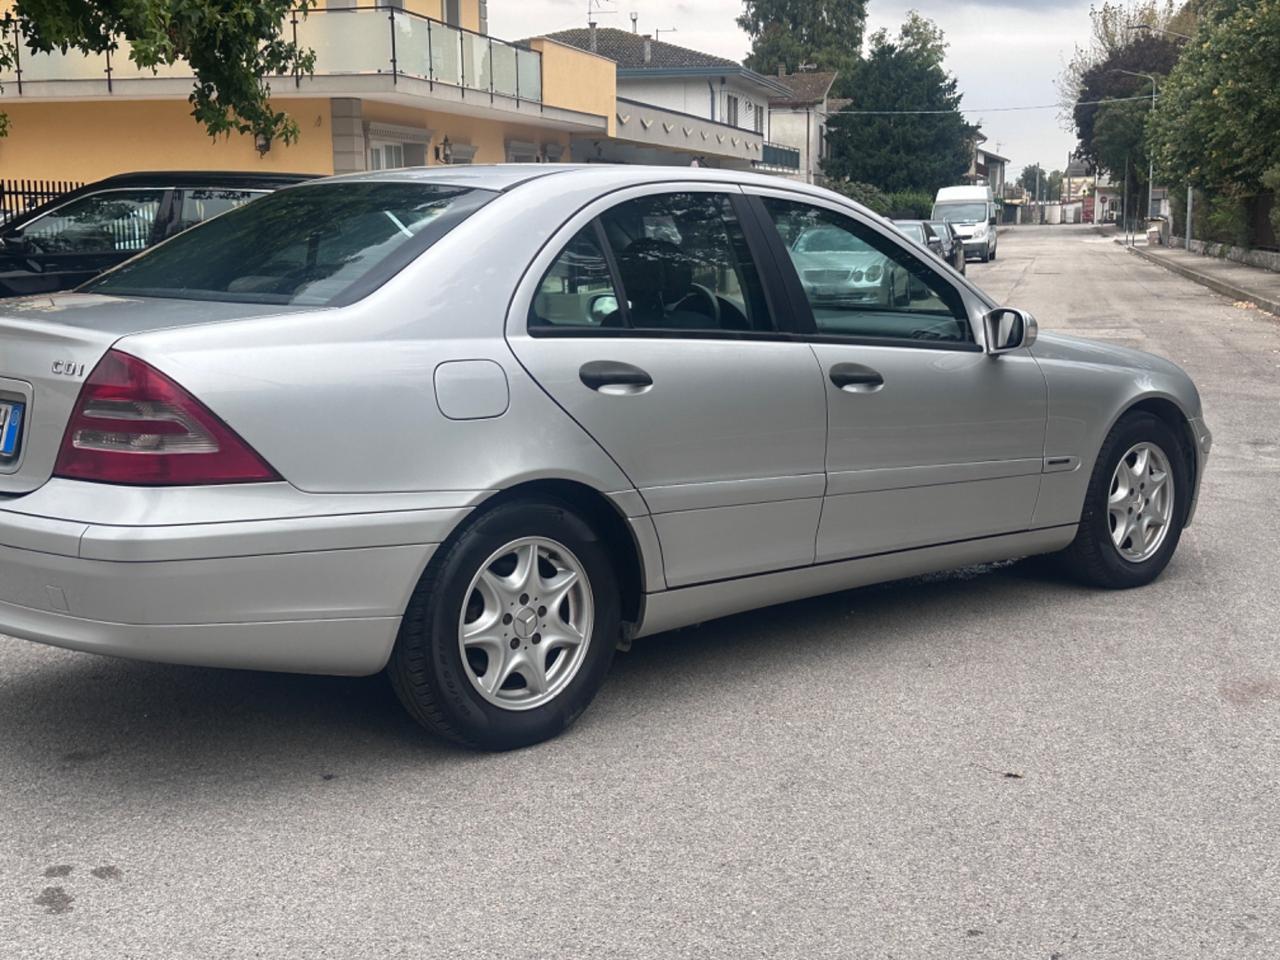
[0,178,83,225]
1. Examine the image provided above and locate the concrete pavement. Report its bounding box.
[1119,239,1280,317]
[2,224,1278,958]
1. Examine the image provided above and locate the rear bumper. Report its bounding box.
[0,481,477,675]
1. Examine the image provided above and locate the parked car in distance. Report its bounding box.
[932,184,998,262]
[0,166,1211,751]
[929,220,967,274]
[893,219,945,257]
[0,171,312,298]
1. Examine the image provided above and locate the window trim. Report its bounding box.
[741,191,984,353]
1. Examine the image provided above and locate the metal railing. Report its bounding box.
[759,142,801,171]
[1,6,542,104]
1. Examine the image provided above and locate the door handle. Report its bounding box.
[579,360,654,395]
[829,362,885,393]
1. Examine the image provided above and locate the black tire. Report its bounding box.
[990,243,997,261]
[387,499,620,751]
[1058,411,1190,589]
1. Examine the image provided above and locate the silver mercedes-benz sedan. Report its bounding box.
[0,166,1211,749]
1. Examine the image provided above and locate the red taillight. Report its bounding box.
[53,350,280,486]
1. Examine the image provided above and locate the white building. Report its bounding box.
[767,69,839,184]
[539,26,800,173]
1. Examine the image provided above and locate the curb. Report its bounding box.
[1125,245,1280,317]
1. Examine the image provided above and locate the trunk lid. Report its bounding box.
[0,293,306,495]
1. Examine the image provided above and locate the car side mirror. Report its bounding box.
[1,232,30,255]
[588,294,619,325]
[983,307,1037,355]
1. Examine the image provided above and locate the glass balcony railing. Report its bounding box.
[1,6,542,102]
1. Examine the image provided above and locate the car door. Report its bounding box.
[0,187,171,295]
[746,189,1048,563]
[506,185,828,588]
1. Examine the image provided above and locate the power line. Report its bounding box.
[829,93,1159,116]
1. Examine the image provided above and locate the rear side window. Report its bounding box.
[20,190,165,254]
[530,226,621,329]
[173,189,267,234]
[530,192,773,336]
[88,182,495,306]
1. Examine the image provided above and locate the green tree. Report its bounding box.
[737,0,867,90]
[1018,164,1046,194]
[823,13,975,193]
[0,0,316,144]
[1148,0,1280,195]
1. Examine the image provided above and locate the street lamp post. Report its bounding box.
[1130,23,1193,42]
[1110,68,1158,225]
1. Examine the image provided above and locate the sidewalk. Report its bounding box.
[1120,239,1280,316]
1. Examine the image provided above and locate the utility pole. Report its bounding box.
[1036,166,1042,225]
[1186,185,1193,250]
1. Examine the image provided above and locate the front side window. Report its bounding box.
[763,197,971,345]
[20,190,164,254]
[88,182,493,306]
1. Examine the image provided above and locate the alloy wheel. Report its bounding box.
[457,537,594,711]
[1108,441,1175,563]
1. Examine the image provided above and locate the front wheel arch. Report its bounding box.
[1106,396,1198,525]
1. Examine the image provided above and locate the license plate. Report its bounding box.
[0,400,24,460]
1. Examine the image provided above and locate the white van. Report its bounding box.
[932,186,998,263]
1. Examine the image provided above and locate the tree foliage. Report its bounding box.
[1148,0,1280,194]
[737,0,867,91]
[1018,164,1064,200]
[0,0,316,143]
[822,13,975,194]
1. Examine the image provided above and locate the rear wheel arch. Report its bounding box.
[474,479,646,633]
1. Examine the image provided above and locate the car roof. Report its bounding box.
[93,171,315,189]
[311,164,885,213]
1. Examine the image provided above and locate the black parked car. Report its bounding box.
[892,219,965,275]
[928,220,967,274]
[0,171,311,298]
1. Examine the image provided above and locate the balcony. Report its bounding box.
[1,6,542,104]
[758,142,801,172]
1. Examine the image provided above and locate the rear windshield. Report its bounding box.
[896,222,925,242]
[86,181,494,306]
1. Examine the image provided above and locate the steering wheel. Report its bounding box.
[674,282,721,326]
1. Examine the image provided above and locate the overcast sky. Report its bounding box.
[491,0,1097,176]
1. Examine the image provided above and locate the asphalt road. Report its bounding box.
[3,224,1278,958]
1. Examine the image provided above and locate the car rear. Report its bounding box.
[0,178,497,675]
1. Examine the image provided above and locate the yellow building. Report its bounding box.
[0,1,614,184]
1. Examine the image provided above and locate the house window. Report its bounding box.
[726,95,739,128]
[754,105,764,134]
[368,141,405,171]
[445,0,460,25]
